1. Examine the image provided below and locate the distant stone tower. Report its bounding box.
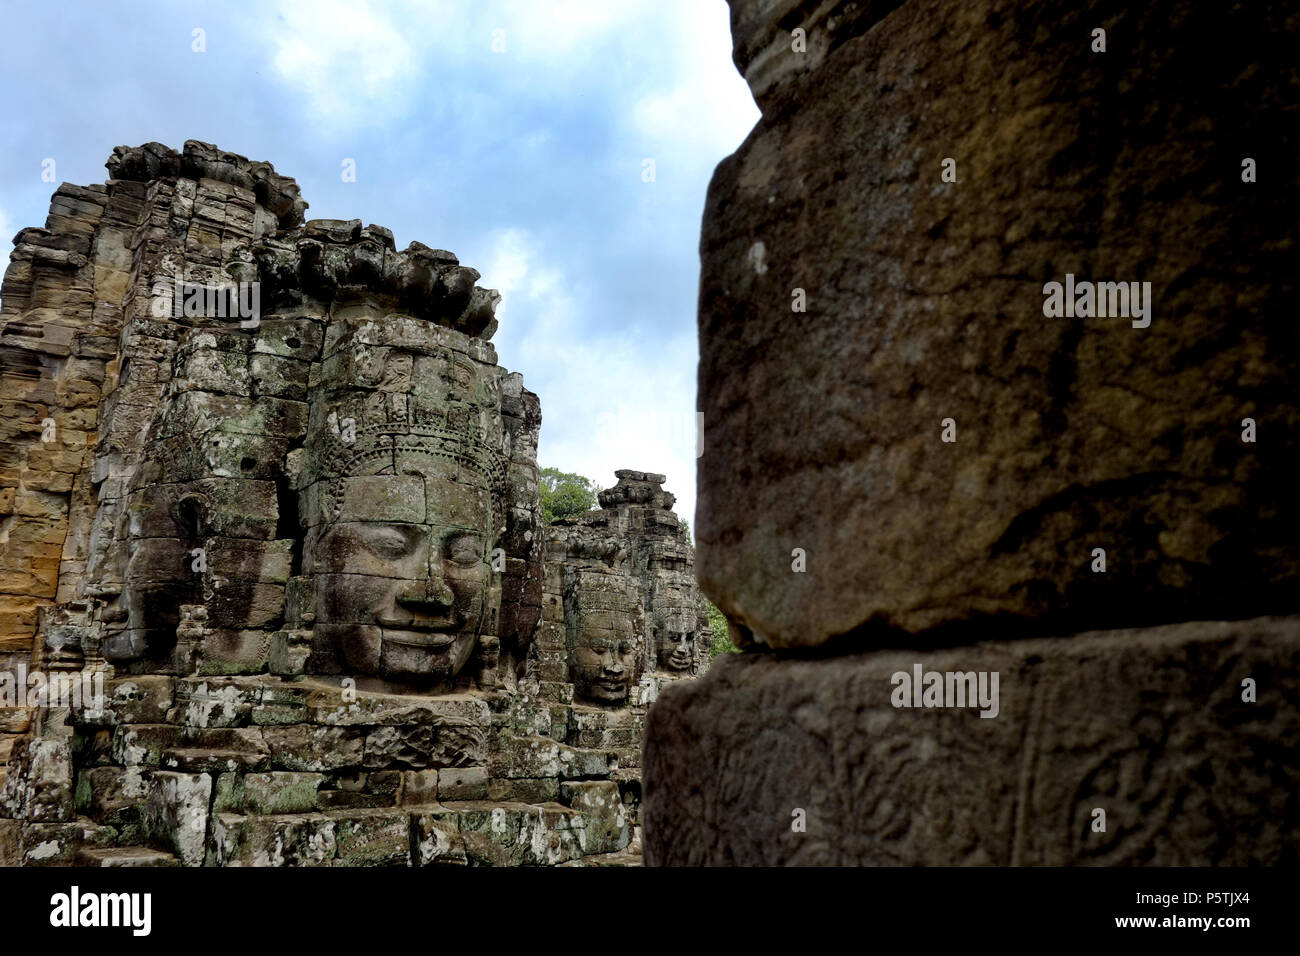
[542,470,710,704]
[538,469,711,815]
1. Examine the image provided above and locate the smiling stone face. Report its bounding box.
[655,628,695,672]
[307,453,502,686]
[560,565,642,706]
[298,310,515,688]
[571,630,633,704]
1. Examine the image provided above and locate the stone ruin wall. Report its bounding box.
[643,0,1300,865]
[0,141,708,866]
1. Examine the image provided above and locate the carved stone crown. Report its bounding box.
[318,406,509,529]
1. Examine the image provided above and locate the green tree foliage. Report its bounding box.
[706,599,737,660]
[539,467,600,524]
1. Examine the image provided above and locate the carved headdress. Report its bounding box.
[313,390,510,533]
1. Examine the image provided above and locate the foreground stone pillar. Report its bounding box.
[644,0,1300,865]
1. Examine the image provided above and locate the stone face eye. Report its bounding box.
[359,525,418,559]
[446,532,483,567]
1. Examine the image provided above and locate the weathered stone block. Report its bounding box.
[249,352,310,401]
[516,806,585,866]
[362,723,486,770]
[696,0,1300,650]
[306,684,489,728]
[75,846,180,866]
[318,789,391,810]
[101,676,175,725]
[400,769,438,806]
[333,808,410,866]
[74,765,147,828]
[266,631,311,678]
[490,734,610,780]
[263,725,364,772]
[488,777,559,804]
[212,771,244,814]
[437,766,488,801]
[0,819,18,865]
[18,820,114,866]
[3,738,75,822]
[411,808,465,865]
[242,771,325,814]
[178,677,259,728]
[145,771,212,866]
[197,629,274,674]
[561,780,628,856]
[209,811,338,866]
[456,801,583,866]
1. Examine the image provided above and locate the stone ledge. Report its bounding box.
[643,615,1300,865]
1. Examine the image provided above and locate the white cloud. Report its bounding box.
[482,227,700,525]
[246,0,755,147]
[245,0,452,130]
[482,227,537,299]
[244,0,644,131]
[629,3,758,159]
[493,0,644,58]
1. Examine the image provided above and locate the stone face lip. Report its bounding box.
[643,615,1300,866]
[107,140,308,228]
[697,0,1300,650]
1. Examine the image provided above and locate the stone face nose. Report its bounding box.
[396,578,454,613]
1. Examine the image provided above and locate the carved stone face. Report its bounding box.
[570,630,632,704]
[656,629,695,672]
[309,462,499,684]
[100,524,200,664]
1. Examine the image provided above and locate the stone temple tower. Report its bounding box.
[0,142,701,866]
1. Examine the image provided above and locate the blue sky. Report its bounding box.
[0,0,759,527]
